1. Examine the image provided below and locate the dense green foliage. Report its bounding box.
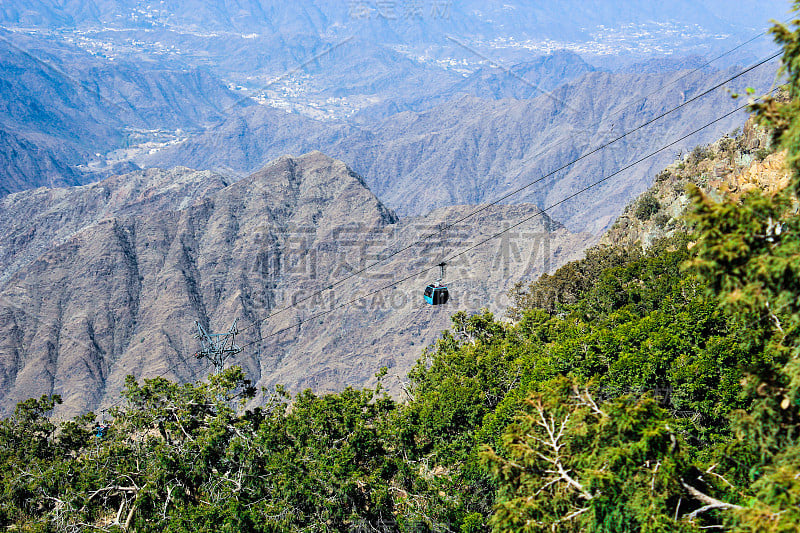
[3,6,800,532]
[2,221,793,531]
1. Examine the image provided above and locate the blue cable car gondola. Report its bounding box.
[424,263,449,305]
[94,422,109,439]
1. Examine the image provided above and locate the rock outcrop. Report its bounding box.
[601,118,789,249]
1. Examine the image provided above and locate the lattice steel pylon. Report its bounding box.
[193,319,242,375]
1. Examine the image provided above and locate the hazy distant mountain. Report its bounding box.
[140,105,354,179]
[0,0,786,41]
[452,51,598,100]
[0,32,122,159]
[353,50,599,120]
[2,0,784,134]
[140,62,775,233]
[0,30,244,195]
[0,129,82,195]
[0,152,592,417]
[619,55,713,74]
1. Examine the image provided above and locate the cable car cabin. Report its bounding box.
[424,284,449,305]
[94,423,109,439]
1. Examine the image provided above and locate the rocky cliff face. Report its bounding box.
[0,151,593,417]
[0,167,231,284]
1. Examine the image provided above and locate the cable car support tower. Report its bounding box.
[193,319,242,375]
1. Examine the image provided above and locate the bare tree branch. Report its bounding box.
[529,400,595,501]
[681,479,743,519]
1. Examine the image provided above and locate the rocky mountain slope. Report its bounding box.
[602,116,788,249]
[0,152,593,418]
